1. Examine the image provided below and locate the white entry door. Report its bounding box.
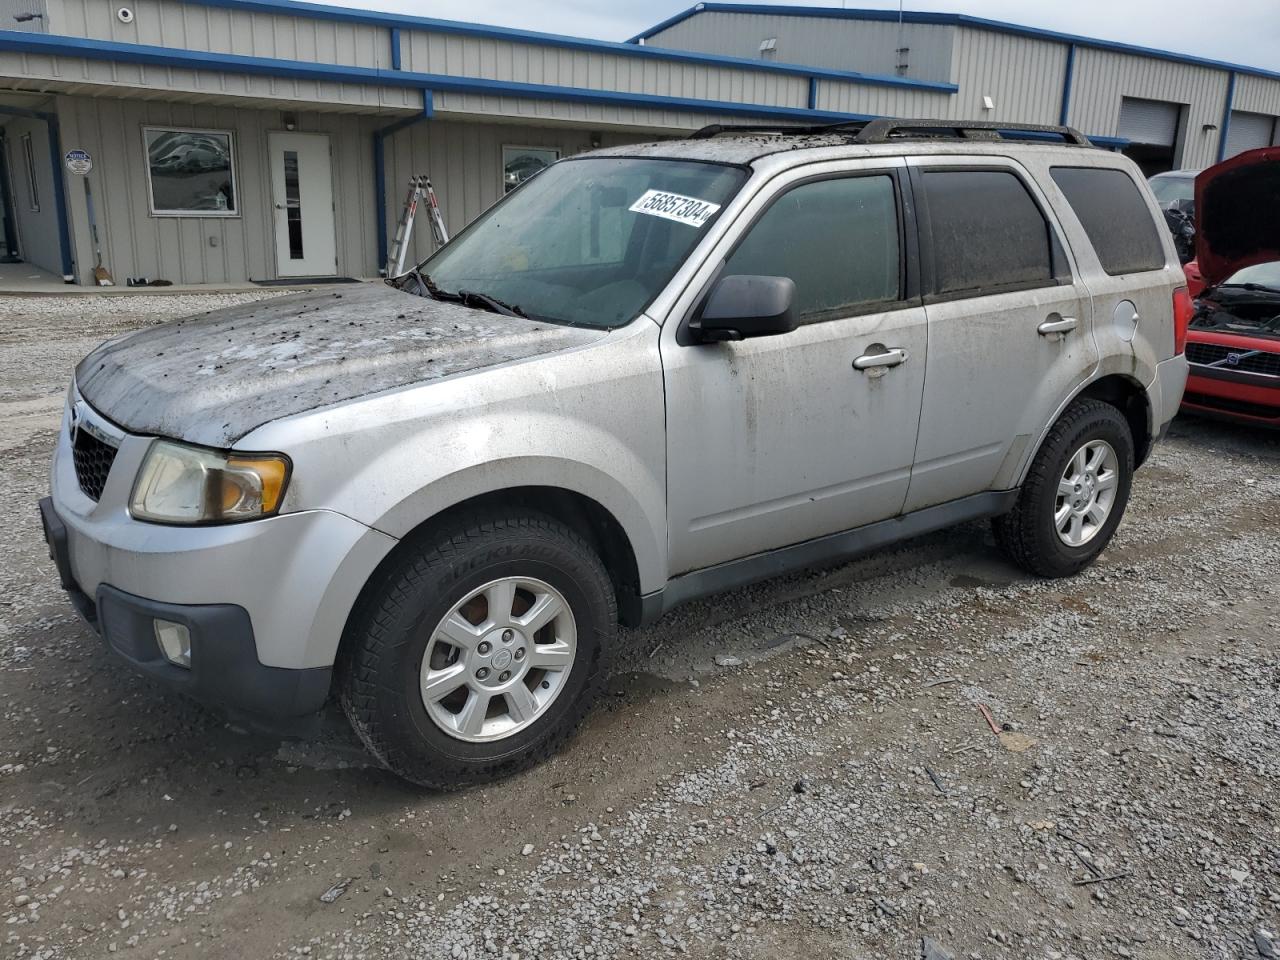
[268,132,336,278]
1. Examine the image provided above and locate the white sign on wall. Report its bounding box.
[64,149,93,175]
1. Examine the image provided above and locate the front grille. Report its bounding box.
[1186,341,1280,377]
[72,427,119,501]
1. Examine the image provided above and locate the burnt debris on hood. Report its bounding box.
[1194,146,1280,291]
[75,281,608,448]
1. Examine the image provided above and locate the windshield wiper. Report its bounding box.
[457,289,527,319]
[1220,282,1280,294]
[391,271,529,319]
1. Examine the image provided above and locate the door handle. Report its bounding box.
[853,347,908,370]
[1038,315,1078,336]
[274,202,285,210]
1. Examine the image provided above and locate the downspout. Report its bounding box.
[45,114,74,281]
[373,88,434,276]
[1217,70,1236,163]
[1058,43,1076,127]
[0,104,74,281]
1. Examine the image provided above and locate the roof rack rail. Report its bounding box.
[688,118,1094,147]
[689,121,870,139]
[852,118,1093,146]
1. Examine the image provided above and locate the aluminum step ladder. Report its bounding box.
[386,175,449,277]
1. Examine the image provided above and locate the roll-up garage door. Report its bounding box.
[1224,110,1277,157]
[1118,97,1180,145]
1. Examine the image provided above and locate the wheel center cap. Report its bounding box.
[491,648,513,670]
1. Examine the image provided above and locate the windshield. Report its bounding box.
[414,157,746,328]
[1148,173,1196,207]
[1223,260,1280,290]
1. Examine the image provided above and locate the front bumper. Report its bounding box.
[44,396,399,727]
[1183,366,1280,428]
[41,497,337,730]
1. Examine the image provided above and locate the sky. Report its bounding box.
[340,0,1279,72]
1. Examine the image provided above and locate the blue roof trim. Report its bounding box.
[0,30,884,124]
[630,4,1280,83]
[0,30,1126,151]
[180,0,956,93]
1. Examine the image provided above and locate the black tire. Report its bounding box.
[338,511,616,789]
[993,398,1134,578]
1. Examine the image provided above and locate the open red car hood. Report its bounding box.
[1194,146,1280,290]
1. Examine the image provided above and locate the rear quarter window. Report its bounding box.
[1051,167,1168,275]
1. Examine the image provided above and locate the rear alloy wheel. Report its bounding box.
[339,512,615,789]
[1053,439,1120,547]
[994,398,1134,578]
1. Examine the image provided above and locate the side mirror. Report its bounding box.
[693,275,798,343]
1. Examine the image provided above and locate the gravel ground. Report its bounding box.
[1,295,1278,960]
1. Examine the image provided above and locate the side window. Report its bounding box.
[1051,166,1167,275]
[922,169,1054,296]
[723,175,901,322]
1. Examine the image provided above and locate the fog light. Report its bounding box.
[154,619,192,668]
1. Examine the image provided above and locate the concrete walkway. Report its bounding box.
[0,260,352,296]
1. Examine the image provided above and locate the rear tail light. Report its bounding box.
[1172,286,1193,356]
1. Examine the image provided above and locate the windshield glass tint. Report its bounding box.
[419,157,746,328]
[1148,174,1195,206]
[1225,261,1280,288]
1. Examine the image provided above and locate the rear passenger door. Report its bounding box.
[902,158,1098,512]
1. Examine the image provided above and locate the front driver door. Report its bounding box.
[661,161,929,576]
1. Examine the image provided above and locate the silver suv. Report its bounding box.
[40,119,1190,788]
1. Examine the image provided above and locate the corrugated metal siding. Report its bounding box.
[946,27,1066,124]
[0,0,48,32]
[1069,47,1228,168]
[55,95,378,284]
[1234,74,1280,118]
[55,0,391,69]
[402,31,808,109]
[0,49,420,112]
[812,81,950,121]
[430,91,760,132]
[0,114,62,274]
[384,118,653,267]
[642,12,955,84]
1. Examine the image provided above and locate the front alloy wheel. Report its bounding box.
[340,512,615,789]
[421,577,577,742]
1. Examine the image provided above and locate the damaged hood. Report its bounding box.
[76,282,608,448]
[1194,146,1280,290]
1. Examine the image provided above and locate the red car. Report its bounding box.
[1181,147,1280,428]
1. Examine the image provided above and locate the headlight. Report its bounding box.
[129,440,290,524]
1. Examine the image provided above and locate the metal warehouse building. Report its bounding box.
[0,0,1276,288]
[635,4,1280,172]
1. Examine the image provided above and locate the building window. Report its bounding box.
[503,146,559,194]
[143,127,238,216]
[20,133,39,213]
